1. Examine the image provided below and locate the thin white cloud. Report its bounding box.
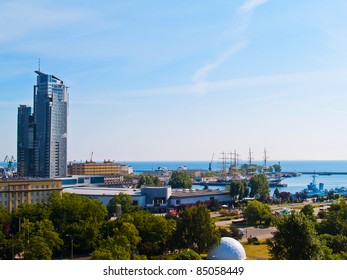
[115,68,347,99]
[0,1,90,43]
[191,0,269,96]
[239,0,269,15]
[191,42,247,96]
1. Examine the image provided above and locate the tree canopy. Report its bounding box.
[175,205,220,254]
[137,174,163,188]
[107,192,133,216]
[249,174,270,200]
[243,200,272,225]
[48,192,107,256]
[272,164,282,173]
[114,209,175,257]
[229,180,248,201]
[268,212,324,260]
[169,171,192,189]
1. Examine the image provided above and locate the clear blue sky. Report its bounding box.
[1,0,347,162]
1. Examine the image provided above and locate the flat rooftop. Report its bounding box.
[63,187,142,197]
[170,188,229,198]
[0,177,61,182]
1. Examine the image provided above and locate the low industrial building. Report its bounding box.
[63,185,230,211]
[169,188,230,207]
[63,187,146,207]
[60,175,105,188]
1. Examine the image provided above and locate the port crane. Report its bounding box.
[208,153,214,171]
[90,152,94,162]
[4,155,15,172]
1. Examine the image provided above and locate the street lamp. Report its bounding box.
[9,234,14,260]
[66,234,73,260]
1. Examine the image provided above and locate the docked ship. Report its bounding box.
[302,174,328,197]
[268,177,287,188]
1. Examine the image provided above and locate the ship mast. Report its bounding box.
[219,152,228,177]
[263,148,270,175]
[230,149,240,178]
[248,148,255,177]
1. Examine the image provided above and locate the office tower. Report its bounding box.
[33,70,68,178]
[17,105,34,177]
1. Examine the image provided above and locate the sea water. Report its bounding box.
[125,160,347,194]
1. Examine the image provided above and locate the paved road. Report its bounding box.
[215,218,275,242]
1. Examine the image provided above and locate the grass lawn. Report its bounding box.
[242,243,269,260]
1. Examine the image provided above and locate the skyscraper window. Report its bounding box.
[17,71,69,178]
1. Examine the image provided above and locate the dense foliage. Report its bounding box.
[0,192,107,259]
[249,174,270,201]
[107,192,134,216]
[137,174,163,188]
[269,201,347,260]
[243,200,272,225]
[229,180,248,201]
[268,212,324,260]
[0,192,222,260]
[175,205,220,254]
[169,171,192,189]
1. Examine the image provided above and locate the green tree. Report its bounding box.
[300,204,316,221]
[169,171,192,189]
[0,206,19,259]
[113,222,141,251]
[318,201,347,236]
[249,174,270,200]
[91,237,131,260]
[48,192,107,256]
[243,200,272,225]
[152,175,163,186]
[0,204,10,235]
[268,212,325,260]
[272,164,282,173]
[0,236,13,260]
[115,210,176,257]
[327,190,335,200]
[107,192,133,216]
[18,219,63,260]
[137,174,163,188]
[91,222,142,260]
[175,205,220,254]
[137,174,147,188]
[230,180,247,201]
[273,187,280,198]
[173,249,202,260]
[90,247,114,260]
[0,205,10,226]
[24,236,52,260]
[319,234,347,257]
[64,217,103,255]
[13,203,51,223]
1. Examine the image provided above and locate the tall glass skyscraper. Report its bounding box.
[17,71,69,178]
[17,105,34,177]
[33,71,68,178]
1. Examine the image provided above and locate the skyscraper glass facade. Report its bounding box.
[17,105,34,177]
[17,71,68,178]
[33,71,68,178]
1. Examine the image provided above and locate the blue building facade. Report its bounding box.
[33,71,68,178]
[17,105,34,177]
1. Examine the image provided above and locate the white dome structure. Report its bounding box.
[207,237,247,260]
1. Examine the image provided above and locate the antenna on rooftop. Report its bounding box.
[38,58,41,71]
